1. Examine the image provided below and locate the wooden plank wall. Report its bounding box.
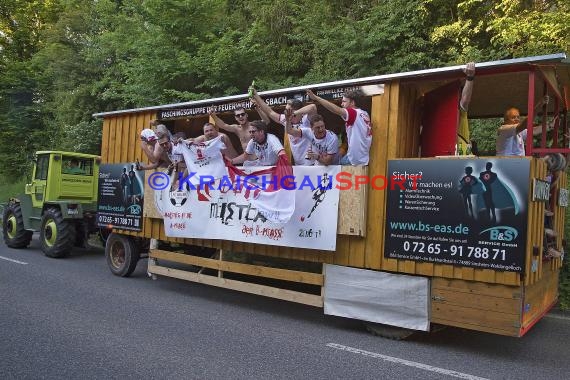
[551,170,566,272]
[101,111,156,240]
[521,263,559,330]
[100,82,563,287]
[525,159,546,286]
[431,277,522,337]
[522,162,565,286]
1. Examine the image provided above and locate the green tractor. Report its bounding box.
[2,151,102,258]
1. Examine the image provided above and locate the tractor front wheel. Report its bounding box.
[2,202,32,248]
[40,208,76,258]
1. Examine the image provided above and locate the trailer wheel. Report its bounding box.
[40,207,76,258]
[105,233,140,277]
[2,202,32,248]
[365,322,416,340]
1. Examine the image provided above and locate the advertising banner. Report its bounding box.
[154,165,340,251]
[97,163,144,231]
[384,158,530,272]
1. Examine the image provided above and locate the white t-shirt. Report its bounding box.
[279,114,312,165]
[245,133,284,166]
[343,107,372,165]
[299,127,339,166]
[496,125,527,156]
[167,151,184,165]
[172,136,227,184]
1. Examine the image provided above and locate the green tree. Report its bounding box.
[0,0,61,179]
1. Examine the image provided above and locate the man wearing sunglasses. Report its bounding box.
[231,120,286,166]
[208,105,270,153]
[139,123,175,169]
[250,88,317,165]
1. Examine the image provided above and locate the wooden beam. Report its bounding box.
[149,264,323,307]
[150,249,324,286]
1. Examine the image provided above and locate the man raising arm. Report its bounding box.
[306,89,371,165]
[251,88,317,165]
[231,121,286,166]
[284,109,338,166]
[208,105,270,152]
[496,96,552,156]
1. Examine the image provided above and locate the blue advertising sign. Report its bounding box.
[384,158,530,272]
[97,163,144,231]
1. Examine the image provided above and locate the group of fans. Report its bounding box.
[137,87,372,176]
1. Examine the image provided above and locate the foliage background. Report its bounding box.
[1,1,570,306]
[2,0,569,173]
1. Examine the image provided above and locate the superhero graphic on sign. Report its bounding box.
[458,166,482,219]
[477,162,519,224]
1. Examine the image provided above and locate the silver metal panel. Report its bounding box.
[324,264,430,331]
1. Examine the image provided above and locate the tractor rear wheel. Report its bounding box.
[40,207,76,258]
[2,202,32,248]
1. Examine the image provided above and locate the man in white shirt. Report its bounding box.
[306,89,372,165]
[496,96,550,156]
[250,89,317,165]
[173,132,228,185]
[231,121,286,166]
[181,122,238,159]
[284,111,338,166]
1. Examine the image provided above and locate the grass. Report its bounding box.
[0,177,27,204]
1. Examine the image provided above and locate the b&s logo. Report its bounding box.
[127,204,141,215]
[480,226,518,242]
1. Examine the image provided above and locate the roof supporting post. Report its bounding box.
[526,70,536,156]
[540,82,548,150]
[553,96,560,148]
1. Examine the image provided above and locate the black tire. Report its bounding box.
[74,221,87,248]
[2,202,32,248]
[40,207,76,258]
[105,233,140,277]
[98,227,112,245]
[365,322,416,340]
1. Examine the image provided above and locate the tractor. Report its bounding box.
[2,151,102,258]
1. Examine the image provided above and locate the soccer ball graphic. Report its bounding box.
[169,190,188,207]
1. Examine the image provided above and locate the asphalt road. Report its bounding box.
[1,237,569,380]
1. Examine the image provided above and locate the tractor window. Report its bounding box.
[62,156,93,176]
[35,155,49,180]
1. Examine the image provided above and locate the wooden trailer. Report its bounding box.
[94,53,570,337]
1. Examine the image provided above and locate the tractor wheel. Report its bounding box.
[105,233,140,277]
[2,202,32,248]
[40,207,76,258]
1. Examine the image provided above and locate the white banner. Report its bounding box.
[155,165,340,251]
